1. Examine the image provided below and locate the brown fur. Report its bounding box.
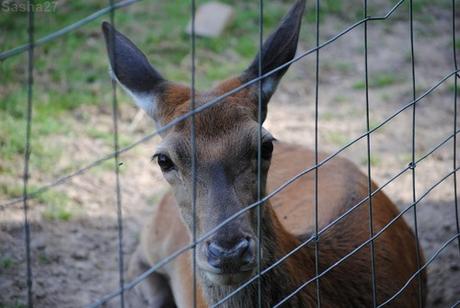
[129,139,426,307]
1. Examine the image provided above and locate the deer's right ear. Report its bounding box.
[102,21,165,119]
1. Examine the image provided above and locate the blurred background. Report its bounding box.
[0,0,459,306]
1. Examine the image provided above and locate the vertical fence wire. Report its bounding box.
[408,1,423,306]
[256,0,264,307]
[313,0,321,306]
[190,0,198,306]
[23,1,35,307]
[452,0,460,256]
[363,0,377,306]
[108,2,125,307]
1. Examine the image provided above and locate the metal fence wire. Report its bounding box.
[0,0,459,307]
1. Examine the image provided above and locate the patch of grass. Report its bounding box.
[448,83,460,93]
[305,0,345,23]
[86,127,132,149]
[400,153,414,164]
[0,113,26,162]
[92,156,130,174]
[455,40,460,53]
[353,73,401,90]
[0,257,15,270]
[335,62,353,74]
[0,183,23,199]
[347,107,362,118]
[0,301,27,308]
[42,203,74,221]
[368,119,380,131]
[325,131,348,146]
[352,81,366,90]
[333,95,348,104]
[401,0,437,15]
[323,61,353,74]
[40,191,75,221]
[86,127,112,143]
[37,252,51,265]
[321,112,335,121]
[0,93,70,175]
[361,155,381,167]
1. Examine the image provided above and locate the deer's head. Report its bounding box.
[102,0,305,286]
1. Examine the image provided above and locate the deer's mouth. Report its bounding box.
[197,256,256,286]
[200,266,255,286]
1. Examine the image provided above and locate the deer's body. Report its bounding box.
[102,1,426,306]
[128,144,425,307]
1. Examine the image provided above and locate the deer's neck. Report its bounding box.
[200,202,318,307]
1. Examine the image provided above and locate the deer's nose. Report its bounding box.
[207,238,253,271]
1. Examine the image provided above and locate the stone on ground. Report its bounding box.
[186,2,234,38]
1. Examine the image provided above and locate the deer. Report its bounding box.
[101,0,426,307]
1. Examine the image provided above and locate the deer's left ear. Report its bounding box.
[102,22,166,120]
[243,0,305,121]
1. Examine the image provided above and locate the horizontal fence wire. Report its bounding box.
[0,0,407,209]
[2,0,459,307]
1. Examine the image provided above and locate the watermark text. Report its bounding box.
[1,1,57,13]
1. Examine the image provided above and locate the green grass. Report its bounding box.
[369,119,380,131]
[40,190,75,221]
[325,131,348,146]
[353,72,401,90]
[448,83,460,93]
[321,111,335,121]
[86,127,131,148]
[37,252,51,265]
[322,61,354,74]
[333,95,348,104]
[0,0,367,200]
[0,302,27,308]
[361,154,381,167]
[0,257,14,270]
[0,0,298,138]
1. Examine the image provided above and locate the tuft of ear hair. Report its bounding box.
[101,21,166,118]
[243,0,306,121]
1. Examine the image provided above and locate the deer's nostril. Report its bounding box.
[208,238,249,257]
[208,242,226,258]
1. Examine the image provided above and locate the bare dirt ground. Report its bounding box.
[1,4,459,308]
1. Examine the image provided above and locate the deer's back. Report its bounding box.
[269,143,425,306]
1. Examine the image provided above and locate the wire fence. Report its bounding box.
[0,0,459,307]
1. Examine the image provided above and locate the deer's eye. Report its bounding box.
[156,154,175,172]
[261,141,274,160]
